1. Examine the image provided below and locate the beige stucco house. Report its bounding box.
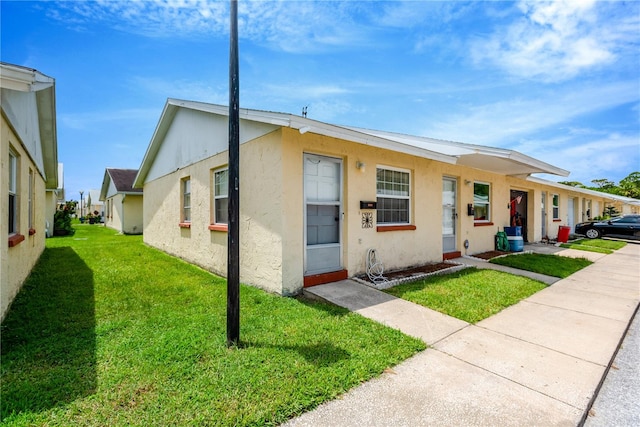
[1,62,58,320]
[84,189,103,219]
[99,168,143,234]
[45,162,65,237]
[134,99,625,296]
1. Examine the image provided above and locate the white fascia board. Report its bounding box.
[142,100,456,167]
[0,63,54,92]
[134,100,179,188]
[170,99,293,127]
[290,119,457,164]
[173,100,456,163]
[36,84,58,189]
[504,151,569,177]
[348,126,568,177]
[99,169,112,201]
[2,62,59,189]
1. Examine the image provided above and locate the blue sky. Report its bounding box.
[2,0,639,201]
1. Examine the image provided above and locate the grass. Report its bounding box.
[384,268,546,324]
[1,225,425,426]
[490,253,592,278]
[561,238,626,254]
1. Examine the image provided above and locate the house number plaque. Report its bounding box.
[362,212,374,228]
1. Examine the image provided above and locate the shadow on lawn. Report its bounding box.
[1,247,96,418]
[243,339,351,367]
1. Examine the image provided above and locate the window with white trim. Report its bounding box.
[182,178,191,223]
[376,166,410,224]
[473,182,491,222]
[213,168,228,224]
[552,194,560,220]
[8,150,18,234]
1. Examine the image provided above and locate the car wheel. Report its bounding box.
[585,228,601,239]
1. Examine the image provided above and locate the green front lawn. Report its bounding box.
[561,238,626,254]
[1,226,424,426]
[490,253,592,278]
[384,269,546,324]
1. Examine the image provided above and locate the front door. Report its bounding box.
[510,190,528,241]
[567,198,575,231]
[442,177,457,253]
[541,191,547,238]
[304,154,342,275]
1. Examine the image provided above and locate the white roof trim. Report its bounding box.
[135,99,571,187]
[134,99,458,187]
[1,62,58,189]
[0,62,54,92]
[526,176,629,201]
[346,127,569,177]
[173,99,457,164]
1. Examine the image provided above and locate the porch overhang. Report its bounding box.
[346,127,569,178]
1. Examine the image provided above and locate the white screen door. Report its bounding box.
[442,177,457,253]
[304,154,342,275]
[541,192,547,238]
[567,198,575,230]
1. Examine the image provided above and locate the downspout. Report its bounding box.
[122,194,126,234]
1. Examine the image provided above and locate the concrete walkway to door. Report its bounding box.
[285,243,640,426]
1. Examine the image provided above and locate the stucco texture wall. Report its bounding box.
[106,193,143,234]
[142,120,618,296]
[143,131,286,294]
[1,115,47,320]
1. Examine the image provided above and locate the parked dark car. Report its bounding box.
[574,214,640,239]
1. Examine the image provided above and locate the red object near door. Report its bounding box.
[558,226,571,243]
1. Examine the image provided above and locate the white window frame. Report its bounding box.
[552,194,560,220]
[182,177,191,223]
[473,181,491,222]
[8,150,18,234]
[213,167,229,225]
[376,166,411,225]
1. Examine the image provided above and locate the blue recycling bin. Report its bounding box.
[504,226,522,236]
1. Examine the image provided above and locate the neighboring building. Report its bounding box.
[84,189,104,219]
[1,62,58,320]
[99,168,143,234]
[608,193,640,216]
[133,99,625,296]
[45,162,65,237]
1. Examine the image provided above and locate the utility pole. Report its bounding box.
[227,0,240,347]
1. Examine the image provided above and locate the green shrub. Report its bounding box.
[53,202,75,236]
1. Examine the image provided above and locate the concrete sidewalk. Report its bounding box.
[286,244,640,426]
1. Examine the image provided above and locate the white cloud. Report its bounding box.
[533,133,639,184]
[47,0,374,52]
[262,82,351,100]
[60,108,159,130]
[471,0,634,82]
[423,80,638,146]
[130,76,227,103]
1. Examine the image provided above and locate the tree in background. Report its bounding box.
[618,172,640,199]
[558,181,586,188]
[560,172,639,199]
[54,201,76,236]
